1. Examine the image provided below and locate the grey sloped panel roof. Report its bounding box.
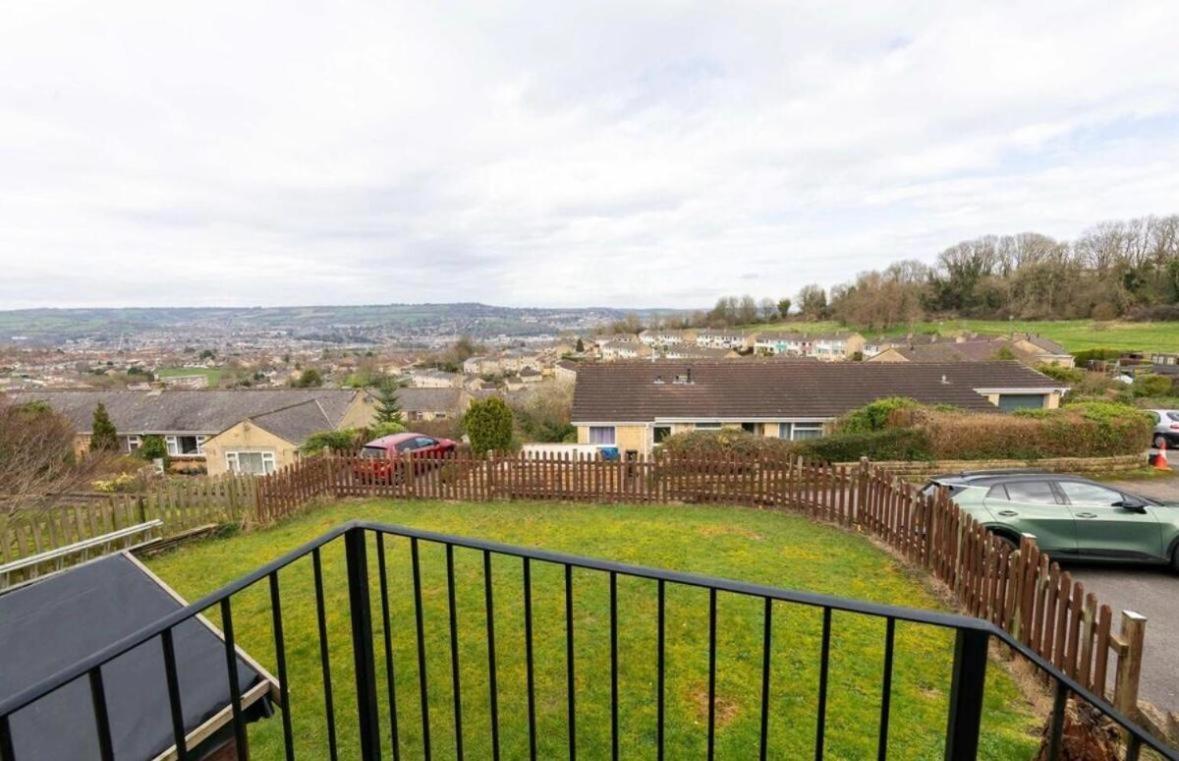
[0,554,269,761]
[571,360,1063,422]
[248,399,334,445]
[6,389,358,434]
[394,387,464,413]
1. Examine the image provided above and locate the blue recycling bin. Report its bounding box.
[599,446,620,461]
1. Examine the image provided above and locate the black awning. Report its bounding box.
[0,553,272,760]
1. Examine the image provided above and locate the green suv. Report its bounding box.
[924,471,1179,570]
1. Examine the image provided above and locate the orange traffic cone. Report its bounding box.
[1155,438,1170,471]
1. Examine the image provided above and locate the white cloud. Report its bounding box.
[1,0,1178,309]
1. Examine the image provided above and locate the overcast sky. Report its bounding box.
[2,1,1178,310]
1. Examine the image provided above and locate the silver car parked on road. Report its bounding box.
[1148,409,1179,449]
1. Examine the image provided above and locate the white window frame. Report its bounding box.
[588,426,616,445]
[225,450,277,475]
[126,435,142,452]
[778,422,825,440]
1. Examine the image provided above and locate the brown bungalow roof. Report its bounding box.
[571,360,1064,422]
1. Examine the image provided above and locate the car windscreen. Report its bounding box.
[360,446,388,459]
[1168,412,1179,422]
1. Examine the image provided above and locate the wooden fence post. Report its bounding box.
[1113,610,1147,720]
[856,457,869,527]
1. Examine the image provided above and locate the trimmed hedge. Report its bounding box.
[793,428,932,462]
[658,400,1151,464]
[658,429,796,459]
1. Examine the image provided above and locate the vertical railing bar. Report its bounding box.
[313,547,340,761]
[268,571,295,761]
[610,571,620,761]
[482,550,500,761]
[445,544,464,761]
[656,578,666,761]
[565,564,577,761]
[759,597,773,761]
[1126,734,1143,761]
[345,528,382,761]
[89,667,116,761]
[376,535,401,761]
[943,628,988,761]
[220,598,247,760]
[877,617,895,761]
[707,587,718,761]
[523,557,537,761]
[1047,681,1068,761]
[815,607,832,761]
[410,537,432,761]
[160,627,189,761]
[0,715,13,761]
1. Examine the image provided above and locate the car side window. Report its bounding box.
[417,437,436,448]
[985,484,1008,500]
[395,440,416,452]
[1001,480,1059,505]
[1058,481,1123,506]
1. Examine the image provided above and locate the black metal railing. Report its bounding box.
[0,520,1174,761]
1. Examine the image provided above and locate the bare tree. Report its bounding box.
[0,396,112,515]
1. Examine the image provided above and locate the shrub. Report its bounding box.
[838,397,922,433]
[1071,348,1125,365]
[920,402,1150,459]
[300,429,361,455]
[463,397,514,454]
[367,420,407,439]
[1132,374,1174,398]
[659,430,796,459]
[92,473,141,493]
[90,403,119,452]
[138,435,169,465]
[793,428,932,462]
[1034,364,1084,384]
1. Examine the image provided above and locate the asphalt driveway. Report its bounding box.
[1062,468,1179,713]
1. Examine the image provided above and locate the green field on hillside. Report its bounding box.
[156,367,222,385]
[752,319,1179,353]
[149,500,1039,760]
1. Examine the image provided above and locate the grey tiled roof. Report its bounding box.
[571,360,1064,422]
[6,389,359,434]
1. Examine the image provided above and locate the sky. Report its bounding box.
[2,1,1179,310]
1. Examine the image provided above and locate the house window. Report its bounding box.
[126,435,142,453]
[997,394,1047,411]
[741,422,757,434]
[166,435,203,456]
[589,426,616,445]
[225,451,277,475]
[653,425,672,444]
[778,422,824,440]
[792,423,824,440]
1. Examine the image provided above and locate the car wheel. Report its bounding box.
[1172,546,1179,575]
[988,530,1019,552]
[1155,434,1168,449]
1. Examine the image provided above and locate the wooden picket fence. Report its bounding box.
[0,473,257,587]
[251,449,1149,717]
[0,450,1152,726]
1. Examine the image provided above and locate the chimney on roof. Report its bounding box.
[686,367,692,384]
[940,374,949,385]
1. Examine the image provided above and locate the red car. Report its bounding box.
[354,432,459,483]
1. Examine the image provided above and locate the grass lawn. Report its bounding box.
[149,500,1041,760]
[752,318,1179,353]
[156,366,222,386]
